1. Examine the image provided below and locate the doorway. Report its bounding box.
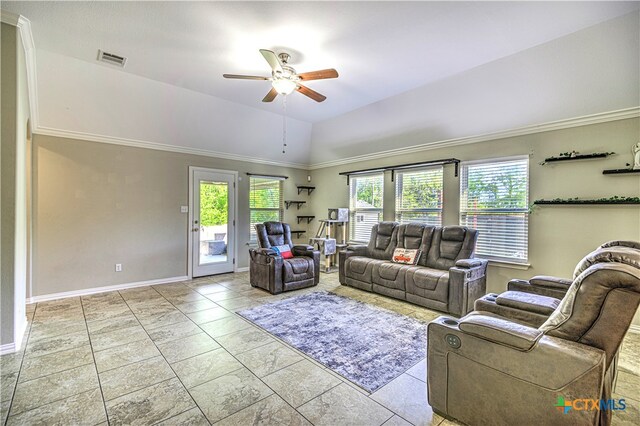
[189,167,237,277]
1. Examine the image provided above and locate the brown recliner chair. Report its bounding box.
[249,222,320,294]
[427,241,640,426]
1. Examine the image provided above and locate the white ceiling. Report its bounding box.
[3,1,639,124]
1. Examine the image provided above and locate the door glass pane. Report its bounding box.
[199,181,228,265]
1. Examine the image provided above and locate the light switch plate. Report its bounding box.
[181,206,188,213]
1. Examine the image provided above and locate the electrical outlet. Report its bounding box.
[115,264,122,272]
[180,206,188,213]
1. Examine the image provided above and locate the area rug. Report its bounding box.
[237,291,428,392]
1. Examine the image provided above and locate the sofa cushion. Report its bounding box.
[345,256,384,283]
[426,226,477,270]
[372,262,407,290]
[405,267,450,303]
[283,257,314,283]
[366,222,398,260]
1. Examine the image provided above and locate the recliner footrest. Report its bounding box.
[496,291,560,315]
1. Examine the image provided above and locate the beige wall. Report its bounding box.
[31,134,310,297]
[310,118,640,324]
[1,23,30,347]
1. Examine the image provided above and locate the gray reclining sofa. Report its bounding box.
[339,222,488,316]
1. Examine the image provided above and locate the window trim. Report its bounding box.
[459,155,530,263]
[394,165,444,226]
[349,172,384,243]
[249,177,283,242]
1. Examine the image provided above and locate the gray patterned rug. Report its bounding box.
[238,291,428,392]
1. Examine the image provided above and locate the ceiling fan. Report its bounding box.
[223,49,338,103]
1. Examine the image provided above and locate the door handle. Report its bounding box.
[192,228,199,232]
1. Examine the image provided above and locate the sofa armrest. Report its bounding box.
[339,246,367,284]
[458,313,542,351]
[455,258,484,268]
[249,248,279,264]
[345,244,368,256]
[448,259,488,317]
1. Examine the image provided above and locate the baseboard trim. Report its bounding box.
[235,267,249,273]
[628,324,640,334]
[26,275,188,304]
[14,318,28,352]
[0,343,17,355]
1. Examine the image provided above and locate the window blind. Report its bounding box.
[349,173,384,242]
[395,166,443,226]
[460,157,529,262]
[249,177,283,241]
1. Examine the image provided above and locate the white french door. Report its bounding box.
[190,168,236,277]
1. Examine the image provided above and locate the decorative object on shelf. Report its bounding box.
[285,200,306,209]
[328,208,349,222]
[533,196,640,206]
[297,215,315,224]
[633,142,640,170]
[539,151,615,165]
[297,185,315,195]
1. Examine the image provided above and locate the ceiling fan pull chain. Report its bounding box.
[282,95,288,154]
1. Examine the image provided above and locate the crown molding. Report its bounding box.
[1,10,39,130]
[35,125,310,169]
[308,107,640,170]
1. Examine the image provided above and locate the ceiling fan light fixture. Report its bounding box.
[272,78,297,95]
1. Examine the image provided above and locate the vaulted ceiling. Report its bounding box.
[3,1,639,167]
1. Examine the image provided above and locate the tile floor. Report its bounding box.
[0,272,638,426]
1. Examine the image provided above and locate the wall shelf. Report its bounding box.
[539,152,614,165]
[534,199,640,206]
[297,186,315,195]
[285,200,307,210]
[297,215,315,224]
[290,230,306,237]
[602,169,640,175]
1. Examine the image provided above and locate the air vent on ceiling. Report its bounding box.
[97,49,127,67]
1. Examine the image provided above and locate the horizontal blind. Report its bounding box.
[349,174,384,241]
[249,177,283,240]
[460,158,529,262]
[395,166,443,226]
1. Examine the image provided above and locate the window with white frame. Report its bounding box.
[349,173,384,242]
[395,166,443,225]
[459,157,529,262]
[249,177,283,241]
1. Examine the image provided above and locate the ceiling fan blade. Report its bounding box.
[296,84,327,102]
[298,69,339,81]
[223,74,269,80]
[259,49,283,73]
[262,87,278,103]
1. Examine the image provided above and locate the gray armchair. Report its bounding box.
[249,222,320,294]
[427,241,640,425]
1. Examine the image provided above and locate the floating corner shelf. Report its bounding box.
[602,168,640,175]
[297,186,316,195]
[297,215,315,224]
[285,200,307,210]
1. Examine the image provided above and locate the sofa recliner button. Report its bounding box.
[445,334,461,349]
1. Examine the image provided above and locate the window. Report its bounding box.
[349,173,384,242]
[395,166,443,225]
[460,157,529,262]
[249,177,283,241]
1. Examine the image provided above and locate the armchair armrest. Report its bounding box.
[339,245,368,284]
[448,259,488,317]
[508,275,572,299]
[256,248,277,256]
[291,245,315,256]
[458,313,542,351]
